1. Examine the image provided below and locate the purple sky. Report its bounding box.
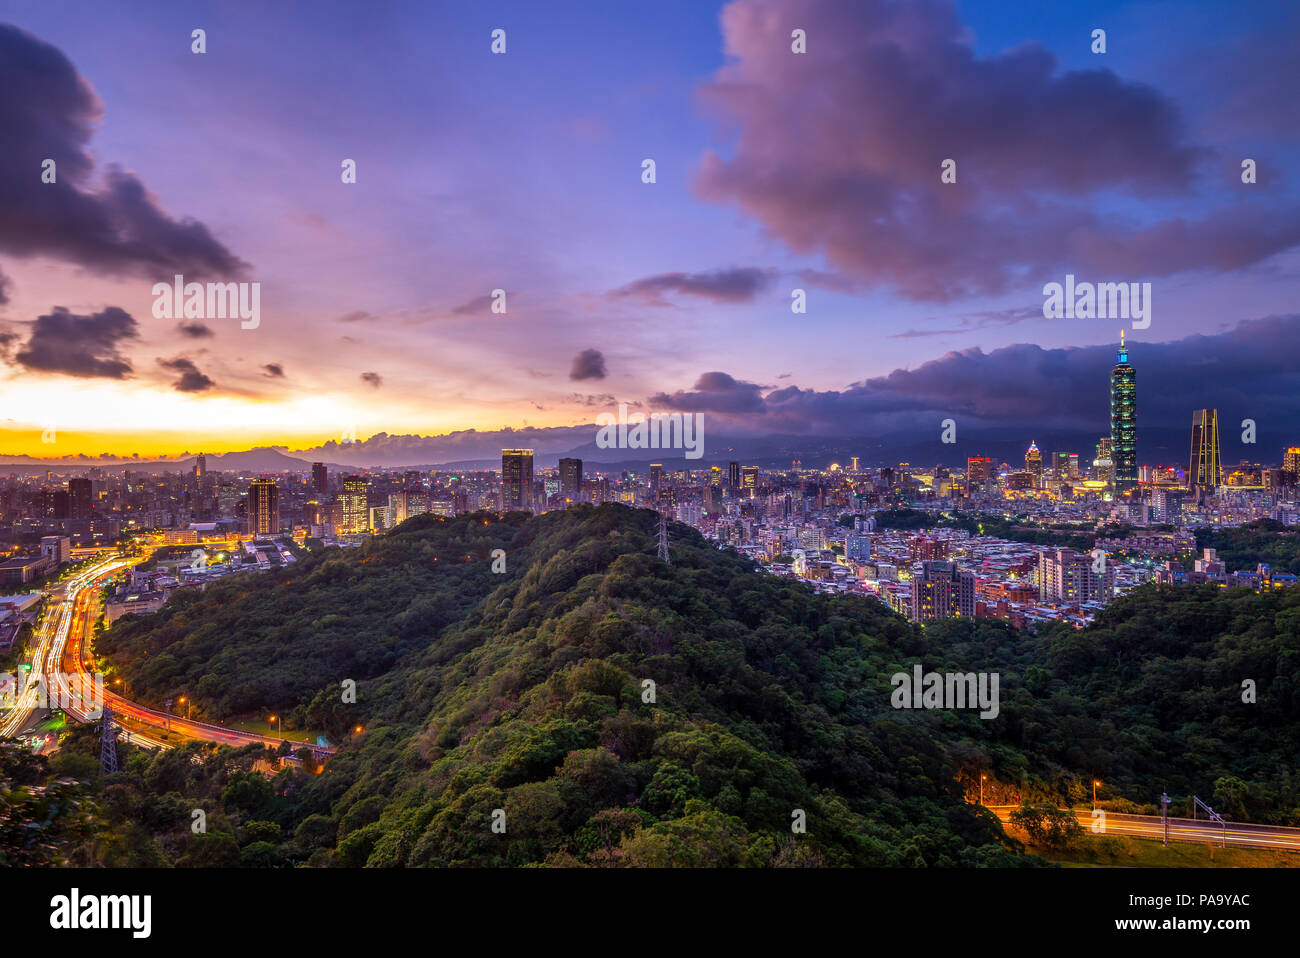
[0,0,1296,460]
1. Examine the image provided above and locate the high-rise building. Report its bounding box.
[68,477,93,519]
[1037,547,1113,604]
[1025,442,1043,485]
[741,465,759,494]
[910,560,975,622]
[710,465,722,487]
[1110,332,1137,489]
[502,449,534,511]
[1283,447,1300,486]
[649,463,663,503]
[247,479,279,536]
[728,461,741,491]
[311,462,328,495]
[966,456,993,491]
[558,458,583,501]
[340,476,368,533]
[194,453,206,478]
[1094,437,1114,482]
[1188,409,1222,493]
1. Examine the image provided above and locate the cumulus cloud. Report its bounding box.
[157,356,214,393]
[12,306,138,378]
[177,321,214,339]
[649,371,768,414]
[569,348,606,380]
[694,0,1300,300]
[609,267,774,306]
[0,24,247,279]
[263,362,284,377]
[360,371,383,388]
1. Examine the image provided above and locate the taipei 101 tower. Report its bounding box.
[1110,332,1137,490]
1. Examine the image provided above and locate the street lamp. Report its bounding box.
[178,696,190,719]
[1093,779,1102,808]
[354,725,364,735]
[270,714,280,740]
[980,774,987,806]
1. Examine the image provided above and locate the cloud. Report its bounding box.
[12,306,138,378]
[694,0,1300,301]
[0,24,248,279]
[360,371,383,388]
[649,371,768,414]
[335,310,373,323]
[177,321,214,339]
[262,362,284,377]
[569,348,606,380]
[0,265,10,305]
[157,357,214,393]
[609,267,774,306]
[643,315,1300,439]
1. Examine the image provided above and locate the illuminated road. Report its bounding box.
[987,805,1300,851]
[5,551,332,757]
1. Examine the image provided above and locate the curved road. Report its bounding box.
[987,805,1300,851]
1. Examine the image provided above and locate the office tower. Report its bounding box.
[649,463,663,503]
[1152,488,1184,523]
[741,466,759,494]
[1188,409,1222,493]
[68,477,93,519]
[1283,447,1300,486]
[849,457,861,472]
[312,462,328,495]
[710,465,722,487]
[728,461,741,491]
[247,479,280,536]
[558,457,583,501]
[502,449,534,511]
[1025,442,1043,484]
[910,560,975,622]
[966,456,993,489]
[1110,332,1137,489]
[194,453,205,478]
[1037,547,1113,604]
[340,476,368,533]
[1068,453,1079,479]
[387,491,409,525]
[1094,437,1114,482]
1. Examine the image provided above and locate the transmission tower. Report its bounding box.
[656,513,670,564]
[99,704,119,774]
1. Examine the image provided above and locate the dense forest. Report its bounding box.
[4,504,1298,866]
[1197,519,1300,575]
[867,507,1139,552]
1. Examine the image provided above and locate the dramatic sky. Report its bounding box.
[0,0,1296,462]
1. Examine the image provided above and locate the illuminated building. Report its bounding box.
[1110,332,1137,489]
[728,461,741,491]
[741,466,759,494]
[247,479,279,536]
[558,458,583,501]
[966,456,993,493]
[340,476,368,533]
[1188,409,1222,493]
[502,449,534,511]
[1025,442,1043,485]
[311,462,328,495]
[1283,447,1300,486]
[68,477,92,519]
[1037,547,1112,604]
[649,463,663,503]
[910,560,975,622]
[194,454,206,478]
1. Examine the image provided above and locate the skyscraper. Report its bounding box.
[311,462,328,495]
[966,456,993,489]
[558,458,582,502]
[247,479,279,536]
[1188,409,1222,493]
[194,453,206,478]
[741,465,759,494]
[502,449,534,511]
[1110,332,1137,489]
[649,463,663,503]
[340,476,368,533]
[727,461,741,491]
[1025,442,1043,485]
[68,477,93,519]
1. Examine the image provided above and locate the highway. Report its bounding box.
[987,805,1300,851]
[4,550,332,757]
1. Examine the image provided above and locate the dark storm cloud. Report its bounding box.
[263,363,284,377]
[569,348,606,381]
[157,356,214,393]
[694,0,1300,301]
[0,24,248,279]
[177,321,214,339]
[0,265,10,305]
[361,371,383,388]
[649,371,768,414]
[12,306,138,378]
[654,315,1300,437]
[609,267,774,306]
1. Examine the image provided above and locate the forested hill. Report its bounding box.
[72,504,1300,866]
[93,505,1030,866]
